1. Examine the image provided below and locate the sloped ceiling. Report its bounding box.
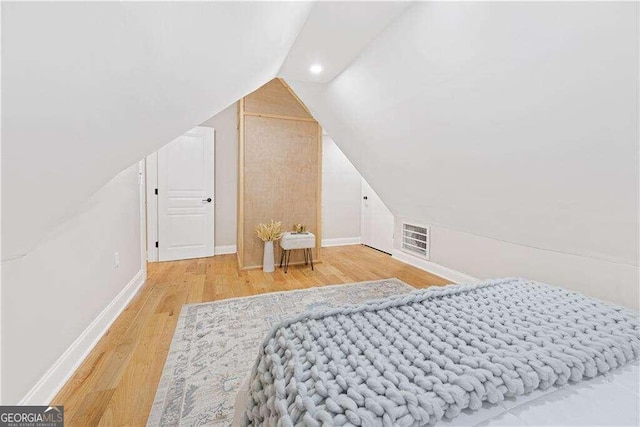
[287,2,639,265]
[1,1,313,259]
[278,1,410,83]
[3,1,638,268]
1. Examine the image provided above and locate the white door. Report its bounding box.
[157,127,215,261]
[361,178,394,254]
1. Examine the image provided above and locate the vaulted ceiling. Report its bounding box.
[2,1,411,259]
[287,2,639,266]
[3,1,638,267]
[278,1,410,82]
[2,1,313,259]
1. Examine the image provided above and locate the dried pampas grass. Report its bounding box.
[256,220,284,242]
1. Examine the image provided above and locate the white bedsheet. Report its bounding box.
[233,362,640,426]
[444,361,640,427]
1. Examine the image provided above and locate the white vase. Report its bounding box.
[263,241,275,273]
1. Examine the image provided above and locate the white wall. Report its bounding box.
[428,226,639,310]
[394,218,639,310]
[322,135,362,245]
[289,2,639,308]
[1,163,144,404]
[200,103,238,249]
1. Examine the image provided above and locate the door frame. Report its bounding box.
[145,126,215,262]
[138,160,149,276]
[145,152,159,262]
[360,177,394,254]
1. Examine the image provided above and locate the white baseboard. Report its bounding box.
[19,269,146,405]
[392,250,479,284]
[322,237,362,247]
[215,245,237,255]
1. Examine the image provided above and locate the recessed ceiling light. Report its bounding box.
[310,64,322,74]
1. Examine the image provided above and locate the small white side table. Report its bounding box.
[279,232,315,273]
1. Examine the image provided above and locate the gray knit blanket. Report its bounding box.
[242,278,639,426]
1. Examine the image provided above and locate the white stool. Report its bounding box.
[279,232,315,273]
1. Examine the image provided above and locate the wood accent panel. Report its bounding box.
[243,79,312,120]
[316,123,323,259]
[52,245,449,427]
[243,112,316,122]
[279,78,314,118]
[243,116,320,268]
[238,78,322,269]
[237,99,245,267]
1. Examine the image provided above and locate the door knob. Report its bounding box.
[203,198,212,203]
[363,196,368,200]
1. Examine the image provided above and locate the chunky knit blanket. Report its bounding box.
[242,278,639,426]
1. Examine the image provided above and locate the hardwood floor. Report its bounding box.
[52,245,449,426]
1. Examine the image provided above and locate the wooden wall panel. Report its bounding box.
[238,78,322,269]
[242,116,320,267]
[237,99,245,267]
[244,79,313,120]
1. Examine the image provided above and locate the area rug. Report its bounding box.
[147,279,413,426]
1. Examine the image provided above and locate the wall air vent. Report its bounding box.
[401,222,430,260]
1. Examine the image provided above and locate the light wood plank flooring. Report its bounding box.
[52,245,449,426]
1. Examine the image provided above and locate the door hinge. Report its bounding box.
[155,241,159,248]
[154,188,158,195]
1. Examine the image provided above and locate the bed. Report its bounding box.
[235,278,639,426]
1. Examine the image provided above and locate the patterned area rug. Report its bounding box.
[147,279,413,426]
